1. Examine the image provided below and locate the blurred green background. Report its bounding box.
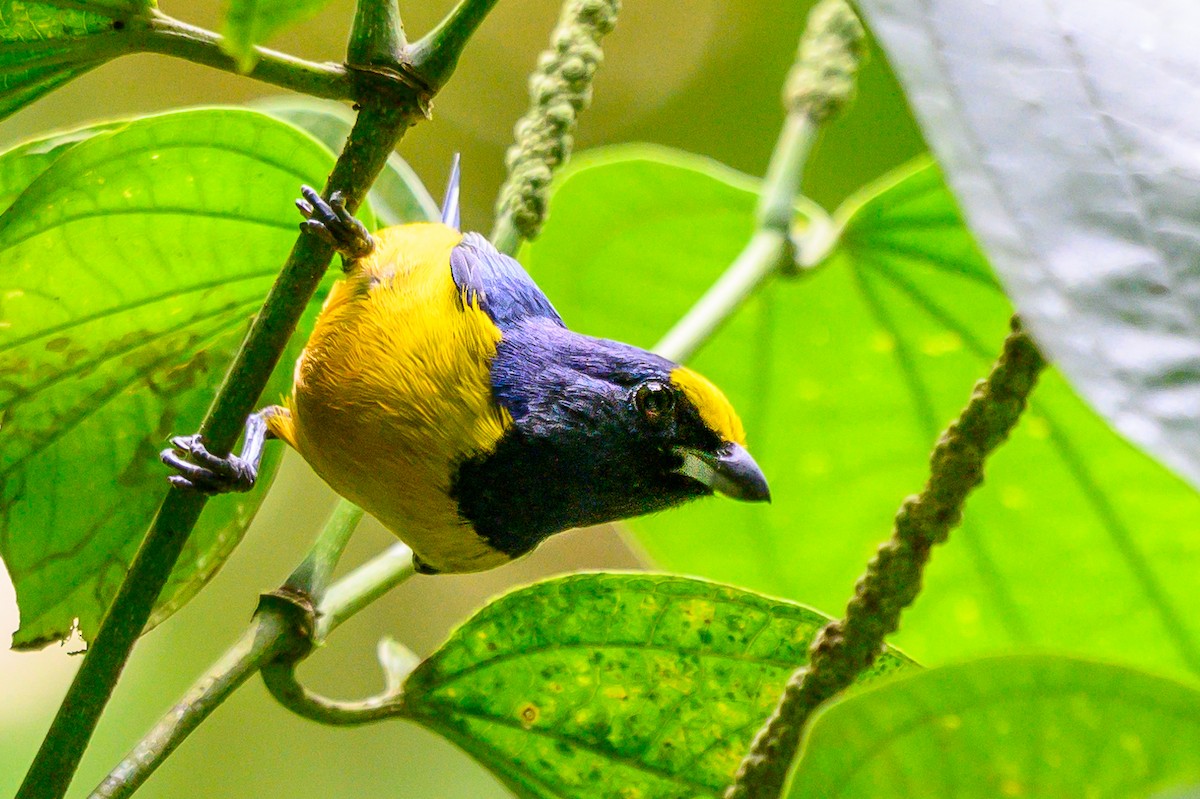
[0,1,921,796]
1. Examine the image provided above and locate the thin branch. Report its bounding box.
[139,13,354,101]
[407,0,502,94]
[656,0,863,363]
[317,543,416,638]
[724,320,1047,799]
[89,613,292,799]
[89,541,416,799]
[260,656,408,726]
[282,501,365,602]
[18,0,495,794]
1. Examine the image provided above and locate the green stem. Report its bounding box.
[724,321,1047,799]
[17,0,503,790]
[655,0,864,364]
[2,13,355,99]
[652,115,816,363]
[346,0,406,67]
[89,613,293,799]
[140,13,354,100]
[408,0,502,93]
[88,542,416,799]
[317,543,416,638]
[282,501,365,601]
[260,656,408,726]
[257,542,418,725]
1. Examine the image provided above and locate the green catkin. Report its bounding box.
[491,0,619,250]
[785,0,866,121]
[725,319,1046,799]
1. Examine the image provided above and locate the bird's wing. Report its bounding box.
[449,232,565,331]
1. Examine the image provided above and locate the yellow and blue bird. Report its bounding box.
[162,162,769,574]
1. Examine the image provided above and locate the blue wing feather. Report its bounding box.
[450,232,564,331]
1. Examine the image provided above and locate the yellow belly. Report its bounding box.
[271,223,514,573]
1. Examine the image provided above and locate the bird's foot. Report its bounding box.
[161,434,257,494]
[296,186,375,260]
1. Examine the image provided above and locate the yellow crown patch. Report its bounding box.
[670,366,746,446]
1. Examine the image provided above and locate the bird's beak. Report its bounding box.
[674,443,771,503]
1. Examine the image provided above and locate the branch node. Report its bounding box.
[256,587,318,658]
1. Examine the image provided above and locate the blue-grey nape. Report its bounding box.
[450,233,563,331]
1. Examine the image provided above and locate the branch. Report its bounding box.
[724,320,1048,799]
[656,0,862,363]
[489,0,621,255]
[89,612,293,799]
[407,0,502,94]
[137,13,355,100]
[18,0,494,795]
[89,542,416,799]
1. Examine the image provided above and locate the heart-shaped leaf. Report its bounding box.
[524,147,1200,682]
[0,107,352,648]
[853,0,1200,492]
[402,573,913,799]
[788,655,1200,799]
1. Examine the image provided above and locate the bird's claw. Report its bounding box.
[160,434,256,495]
[296,185,374,260]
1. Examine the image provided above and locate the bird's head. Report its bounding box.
[452,319,769,558]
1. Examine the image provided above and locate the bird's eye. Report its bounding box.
[635,380,676,424]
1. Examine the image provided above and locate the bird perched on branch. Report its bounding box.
[162,160,769,574]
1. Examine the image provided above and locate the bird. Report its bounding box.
[161,159,769,574]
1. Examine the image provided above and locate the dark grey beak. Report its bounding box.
[674,442,771,503]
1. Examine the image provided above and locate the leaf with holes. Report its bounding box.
[525,147,1200,682]
[854,0,1200,493]
[788,656,1200,798]
[401,573,913,799]
[0,0,152,122]
[0,107,356,648]
[222,0,336,71]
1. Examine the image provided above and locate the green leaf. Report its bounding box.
[0,0,152,122]
[402,573,913,799]
[854,1,1200,492]
[0,122,123,212]
[524,147,1200,682]
[251,96,440,226]
[222,0,335,72]
[0,107,349,648]
[787,656,1200,799]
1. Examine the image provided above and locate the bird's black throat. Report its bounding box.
[450,429,706,557]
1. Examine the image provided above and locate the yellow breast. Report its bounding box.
[273,222,514,572]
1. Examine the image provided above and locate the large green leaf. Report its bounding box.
[0,122,123,212]
[402,573,913,799]
[854,0,1200,493]
[0,107,351,648]
[787,656,1200,799]
[0,0,152,122]
[222,0,336,72]
[524,147,1200,682]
